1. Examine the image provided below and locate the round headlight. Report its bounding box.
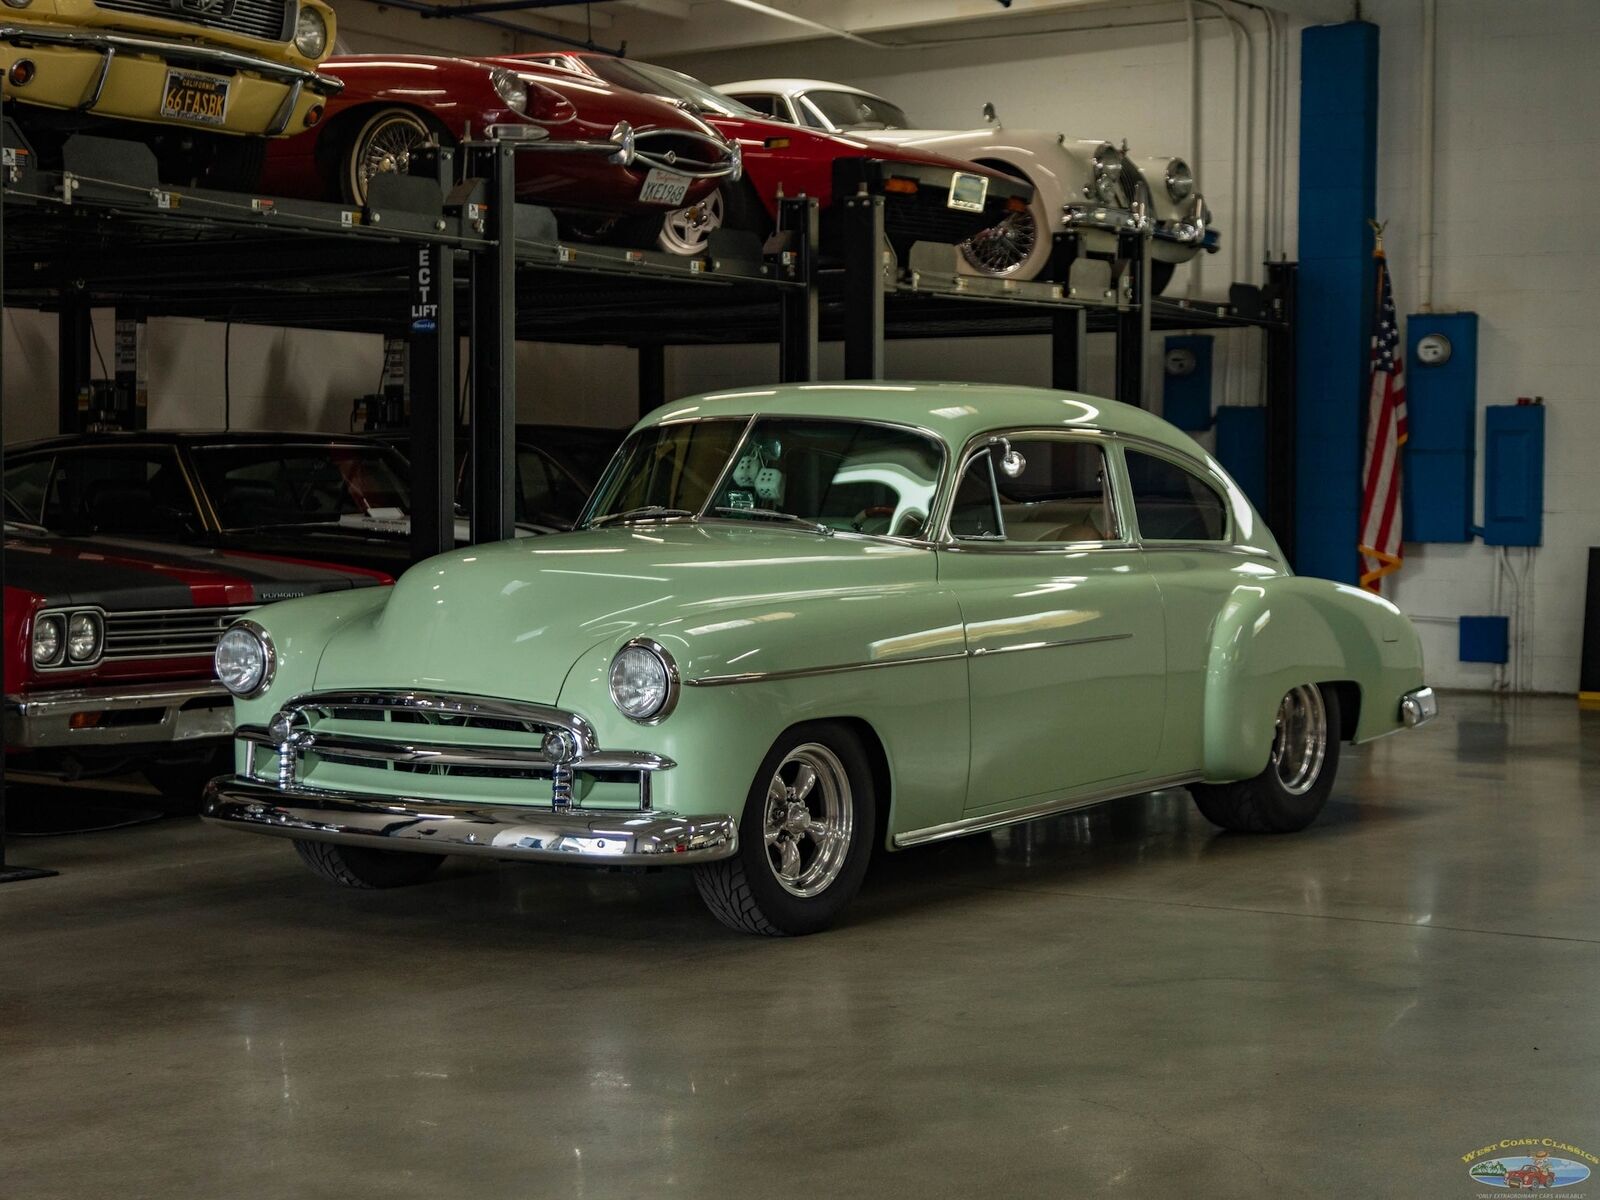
[2,0,35,10]
[1166,157,1195,202]
[67,611,102,663]
[490,68,528,115]
[216,623,273,698]
[31,615,64,667]
[608,640,678,724]
[293,6,328,59]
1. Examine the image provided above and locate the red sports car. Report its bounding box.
[259,52,741,217]
[485,52,1035,259]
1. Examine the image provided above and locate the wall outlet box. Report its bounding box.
[1459,615,1509,664]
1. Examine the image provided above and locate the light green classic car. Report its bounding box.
[202,383,1436,935]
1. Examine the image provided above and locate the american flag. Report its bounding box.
[1359,247,1408,591]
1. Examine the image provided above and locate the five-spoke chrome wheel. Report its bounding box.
[1270,684,1328,795]
[762,743,853,898]
[658,189,725,256]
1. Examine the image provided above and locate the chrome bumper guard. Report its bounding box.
[202,777,738,865]
[1400,686,1439,728]
[3,680,232,749]
[1062,195,1220,251]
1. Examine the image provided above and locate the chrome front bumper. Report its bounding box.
[202,777,738,865]
[1061,197,1220,251]
[1400,686,1439,728]
[3,680,232,750]
[0,25,343,92]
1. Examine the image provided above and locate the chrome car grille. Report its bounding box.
[94,0,291,44]
[236,690,673,810]
[104,604,257,661]
[633,129,734,179]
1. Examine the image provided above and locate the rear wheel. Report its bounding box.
[293,839,445,888]
[693,722,874,935]
[1191,684,1341,833]
[339,107,442,206]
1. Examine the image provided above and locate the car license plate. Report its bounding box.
[639,168,691,206]
[161,69,231,127]
[947,170,990,213]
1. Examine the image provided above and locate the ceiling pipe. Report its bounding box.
[716,0,902,49]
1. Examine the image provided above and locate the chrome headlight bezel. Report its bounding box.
[1165,156,1195,202]
[608,638,679,725]
[490,67,529,115]
[293,6,328,59]
[2,0,35,10]
[216,620,275,699]
[31,607,105,670]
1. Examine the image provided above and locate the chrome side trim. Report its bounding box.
[686,651,965,688]
[234,723,673,773]
[970,632,1131,657]
[203,778,737,866]
[894,772,1203,848]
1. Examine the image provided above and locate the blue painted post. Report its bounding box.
[1294,21,1379,582]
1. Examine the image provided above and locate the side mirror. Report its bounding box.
[993,437,1026,478]
[981,101,999,126]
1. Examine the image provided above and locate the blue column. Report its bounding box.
[1294,21,1379,582]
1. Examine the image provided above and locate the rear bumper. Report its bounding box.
[1,23,340,136]
[202,776,739,865]
[3,680,232,750]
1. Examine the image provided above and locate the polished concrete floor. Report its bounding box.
[3,691,1596,1198]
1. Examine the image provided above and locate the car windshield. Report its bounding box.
[190,444,413,530]
[583,417,943,539]
[802,90,910,131]
[582,56,760,118]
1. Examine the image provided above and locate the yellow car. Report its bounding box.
[1,0,341,145]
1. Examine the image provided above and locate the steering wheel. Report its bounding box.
[850,504,896,532]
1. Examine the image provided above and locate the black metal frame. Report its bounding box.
[0,130,1298,877]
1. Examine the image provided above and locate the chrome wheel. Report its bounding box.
[349,110,431,205]
[960,204,1039,276]
[1270,685,1328,796]
[762,743,853,898]
[658,189,724,256]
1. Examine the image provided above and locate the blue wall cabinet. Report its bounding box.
[1404,311,1478,542]
[1482,404,1545,546]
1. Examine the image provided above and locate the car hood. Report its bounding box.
[312,523,935,701]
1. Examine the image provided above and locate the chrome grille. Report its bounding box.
[634,129,735,179]
[103,604,256,661]
[93,0,291,44]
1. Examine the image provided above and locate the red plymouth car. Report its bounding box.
[520,51,1033,257]
[2,517,387,805]
[259,52,741,213]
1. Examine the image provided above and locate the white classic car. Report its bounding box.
[720,77,1218,291]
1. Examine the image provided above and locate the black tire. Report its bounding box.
[292,839,445,889]
[1149,259,1177,296]
[1191,684,1341,833]
[141,746,231,813]
[693,721,875,936]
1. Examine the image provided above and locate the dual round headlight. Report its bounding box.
[31,609,102,669]
[609,639,678,724]
[216,621,274,698]
[1166,157,1195,202]
[490,67,529,115]
[294,6,328,59]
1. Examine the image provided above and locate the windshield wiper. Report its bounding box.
[710,506,832,536]
[588,505,694,528]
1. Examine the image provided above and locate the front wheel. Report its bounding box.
[960,182,1052,280]
[339,107,442,206]
[1190,684,1341,833]
[656,180,767,257]
[693,722,875,935]
[293,839,445,888]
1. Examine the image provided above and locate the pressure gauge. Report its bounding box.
[1165,347,1198,377]
[1416,333,1452,366]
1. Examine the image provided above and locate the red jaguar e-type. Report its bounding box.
[259,52,741,216]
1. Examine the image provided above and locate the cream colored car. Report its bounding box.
[720,77,1217,291]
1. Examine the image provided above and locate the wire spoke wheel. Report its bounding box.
[761,743,852,898]
[1270,685,1328,795]
[349,111,431,206]
[960,204,1039,276]
[657,189,724,256]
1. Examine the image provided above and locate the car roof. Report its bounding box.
[10,430,394,452]
[720,78,883,100]
[635,383,1208,459]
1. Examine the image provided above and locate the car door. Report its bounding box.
[1118,444,1260,772]
[936,432,1166,813]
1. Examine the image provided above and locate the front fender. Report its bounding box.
[1203,578,1423,781]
